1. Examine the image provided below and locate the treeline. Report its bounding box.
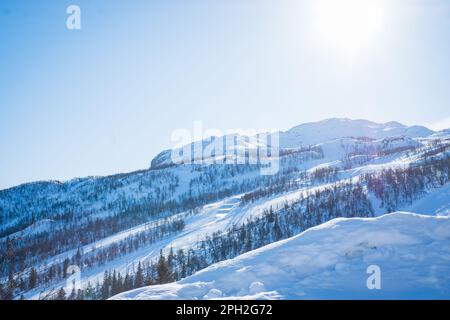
[240,172,307,204]
[0,217,186,299]
[0,251,176,300]
[0,170,181,235]
[188,182,373,268]
[0,147,325,283]
[364,155,450,212]
[342,137,450,171]
[43,251,176,300]
[41,181,373,300]
[3,141,449,300]
[139,182,372,298]
[240,165,339,205]
[311,166,339,183]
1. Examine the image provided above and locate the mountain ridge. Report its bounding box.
[1,116,449,300]
[151,118,435,169]
[0,118,436,192]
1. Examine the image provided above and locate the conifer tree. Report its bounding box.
[156,252,175,284]
[29,267,38,289]
[56,287,66,300]
[134,262,144,288]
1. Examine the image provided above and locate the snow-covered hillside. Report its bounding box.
[1,118,449,300]
[280,118,433,148]
[112,212,450,300]
[151,118,434,168]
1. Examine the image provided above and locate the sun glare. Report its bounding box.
[313,0,386,56]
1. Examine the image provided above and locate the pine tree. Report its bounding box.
[117,272,124,294]
[75,248,82,265]
[272,216,282,241]
[63,258,70,278]
[101,271,110,300]
[124,272,133,291]
[177,249,187,279]
[6,238,16,296]
[76,289,84,300]
[4,286,13,300]
[29,267,38,289]
[19,277,26,291]
[134,262,144,288]
[168,246,175,269]
[68,287,77,300]
[111,270,118,295]
[85,282,95,300]
[7,271,15,299]
[156,252,175,284]
[56,287,66,300]
[244,229,252,252]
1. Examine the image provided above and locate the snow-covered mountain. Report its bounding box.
[280,118,433,148]
[1,118,449,300]
[112,212,450,300]
[150,118,434,168]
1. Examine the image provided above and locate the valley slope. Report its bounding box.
[112,212,450,300]
[1,118,449,300]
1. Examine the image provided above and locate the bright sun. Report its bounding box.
[313,0,386,56]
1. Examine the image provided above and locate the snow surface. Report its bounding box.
[7,219,55,239]
[112,212,450,300]
[150,118,434,168]
[280,118,433,148]
[402,184,450,216]
[4,118,448,300]
[25,133,448,299]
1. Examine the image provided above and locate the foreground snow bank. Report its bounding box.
[111,212,450,300]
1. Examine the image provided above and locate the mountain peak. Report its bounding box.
[150,118,435,169]
[280,118,433,148]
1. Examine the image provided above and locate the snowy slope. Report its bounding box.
[280,118,433,148]
[428,129,450,139]
[150,118,434,168]
[7,219,55,239]
[2,118,448,300]
[21,127,450,299]
[401,184,450,216]
[112,212,450,300]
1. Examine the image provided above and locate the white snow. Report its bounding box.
[112,212,450,300]
[25,136,450,299]
[280,118,433,148]
[150,118,435,168]
[6,219,55,239]
[4,118,448,300]
[401,184,450,216]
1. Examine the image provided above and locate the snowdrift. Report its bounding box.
[112,212,450,300]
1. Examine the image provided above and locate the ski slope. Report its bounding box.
[112,212,450,300]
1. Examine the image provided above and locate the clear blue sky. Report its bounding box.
[1,0,450,189]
